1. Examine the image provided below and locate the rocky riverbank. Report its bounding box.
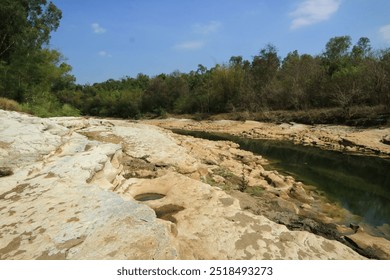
[143,118,390,259]
[144,118,390,158]
[0,110,387,259]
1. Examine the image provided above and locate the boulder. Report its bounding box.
[289,183,314,203]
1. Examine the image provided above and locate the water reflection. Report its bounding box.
[173,129,390,227]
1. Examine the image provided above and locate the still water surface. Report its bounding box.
[173,129,390,227]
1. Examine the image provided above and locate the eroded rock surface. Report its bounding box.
[0,110,369,259]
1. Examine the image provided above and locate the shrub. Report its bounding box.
[21,91,80,117]
[0,97,21,111]
[21,102,81,118]
[60,103,80,116]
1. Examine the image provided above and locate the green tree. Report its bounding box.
[322,35,352,76]
[141,75,169,114]
[322,37,376,112]
[351,37,372,62]
[185,64,212,113]
[0,0,63,101]
[279,51,325,109]
[375,49,390,109]
[0,0,61,64]
[250,44,280,110]
[0,1,81,117]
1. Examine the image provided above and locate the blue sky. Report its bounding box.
[50,0,390,84]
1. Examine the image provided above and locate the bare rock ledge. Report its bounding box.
[0,110,365,259]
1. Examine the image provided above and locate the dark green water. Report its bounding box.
[173,129,390,227]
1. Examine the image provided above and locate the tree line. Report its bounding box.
[63,37,390,121]
[1,1,390,123]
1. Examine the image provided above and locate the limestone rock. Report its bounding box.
[0,110,367,260]
[212,174,226,184]
[382,135,390,145]
[125,172,364,260]
[289,183,314,203]
[0,111,177,260]
[144,117,390,259]
[262,171,291,189]
[345,229,390,259]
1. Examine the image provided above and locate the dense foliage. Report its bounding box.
[69,37,390,122]
[0,0,78,116]
[1,1,389,123]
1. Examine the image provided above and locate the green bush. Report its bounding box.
[21,91,80,117]
[59,103,81,116]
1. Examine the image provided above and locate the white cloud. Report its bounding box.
[193,21,222,35]
[379,24,390,43]
[91,23,106,34]
[98,51,112,57]
[174,40,205,51]
[290,0,340,29]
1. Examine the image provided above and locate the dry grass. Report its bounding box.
[0,97,21,112]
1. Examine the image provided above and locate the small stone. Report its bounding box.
[349,223,360,233]
[300,203,311,209]
[381,135,390,145]
[212,175,225,184]
[289,184,314,203]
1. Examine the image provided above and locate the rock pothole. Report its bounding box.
[134,193,166,202]
[133,192,184,224]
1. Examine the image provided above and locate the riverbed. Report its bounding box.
[172,129,390,232]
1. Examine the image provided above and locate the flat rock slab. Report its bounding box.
[345,230,390,260]
[0,110,366,259]
[124,172,364,260]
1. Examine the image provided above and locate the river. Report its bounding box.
[172,129,390,230]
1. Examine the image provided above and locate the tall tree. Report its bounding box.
[0,0,61,62]
[250,44,280,110]
[279,51,324,109]
[0,0,63,101]
[351,37,372,60]
[322,36,352,76]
